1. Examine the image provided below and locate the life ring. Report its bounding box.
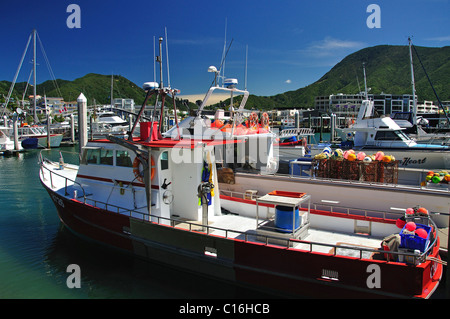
[133,156,155,183]
[261,112,270,129]
[249,112,259,130]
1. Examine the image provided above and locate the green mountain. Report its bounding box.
[0,73,195,112]
[2,44,450,112]
[218,44,450,110]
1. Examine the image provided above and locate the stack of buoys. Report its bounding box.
[425,170,450,184]
[395,206,430,239]
[314,147,395,163]
[313,146,332,160]
[331,148,344,160]
[401,221,428,239]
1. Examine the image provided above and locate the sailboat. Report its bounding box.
[1,29,63,149]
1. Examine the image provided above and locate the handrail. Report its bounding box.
[237,168,450,193]
[39,153,87,199]
[40,156,438,264]
[220,189,405,220]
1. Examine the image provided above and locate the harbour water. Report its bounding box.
[0,146,275,299]
[0,144,447,299]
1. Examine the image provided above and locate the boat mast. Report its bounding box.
[33,29,37,123]
[157,37,165,139]
[158,37,164,89]
[408,37,417,130]
[110,73,113,108]
[362,62,368,99]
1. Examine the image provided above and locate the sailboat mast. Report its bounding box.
[33,29,37,123]
[158,37,163,89]
[110,73,113,108]
[408,37,417,127]
[362,62,368,99]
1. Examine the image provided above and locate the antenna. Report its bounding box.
[157,37,164,88]
[153,36,156,82]
[245,44,248,91]
[408,37,417,125]
[362,62,368,99]
[220,18,227,86]
[110,72,113,107]
[165,27,171,88]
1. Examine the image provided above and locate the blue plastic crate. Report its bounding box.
[399,223,431,252]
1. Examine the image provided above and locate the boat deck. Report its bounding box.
[176,214,384,258]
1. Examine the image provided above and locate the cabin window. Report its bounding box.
[84,149,101,165]
[161,151,169,170]
[395,130,409,141]
[116,150,132,167]
[375,130,409,141]
[100,149,114,165]
[374,131,401,141]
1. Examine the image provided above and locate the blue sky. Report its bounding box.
[1,0,449,100]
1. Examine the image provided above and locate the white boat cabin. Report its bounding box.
[77,138,222,226]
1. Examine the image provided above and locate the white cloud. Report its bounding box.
[285,79,292,84]
[425,35,450,42]
[301,36,365,57]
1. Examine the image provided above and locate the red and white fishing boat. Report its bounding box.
[39,41,444,298]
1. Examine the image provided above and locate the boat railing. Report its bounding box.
[39,156,438,265]
[256,166,450,193]
[150,211,437,265]
[279,128,315,137]
[39,153,87,199]
[220,189,409,221]
[220,189,440,260]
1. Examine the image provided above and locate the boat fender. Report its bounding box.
[302,137,307,148]
[133,156,155,183]
[261,112,270,129]
[249,112,259,130]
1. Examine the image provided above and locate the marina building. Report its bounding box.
[315,93,416,116]
[114,98,135,113]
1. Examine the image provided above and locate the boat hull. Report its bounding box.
[21,134,63,149]
[43,182,443,299]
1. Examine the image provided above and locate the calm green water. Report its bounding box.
[0,146,274,299]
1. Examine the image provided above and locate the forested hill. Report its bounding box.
[223,44,450,110]
[0,73,195,111]
[2,44,450,111]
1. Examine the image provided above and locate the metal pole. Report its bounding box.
[319,115,323,142]
[45,95,50,148]
[408,38,417,130]
[70,114,75,143]
[33,29,37,123]
[77,93,88,154]
[158,37,163,89]
[13,114,19,151]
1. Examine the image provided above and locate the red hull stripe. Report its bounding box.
[220,194,274,208]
